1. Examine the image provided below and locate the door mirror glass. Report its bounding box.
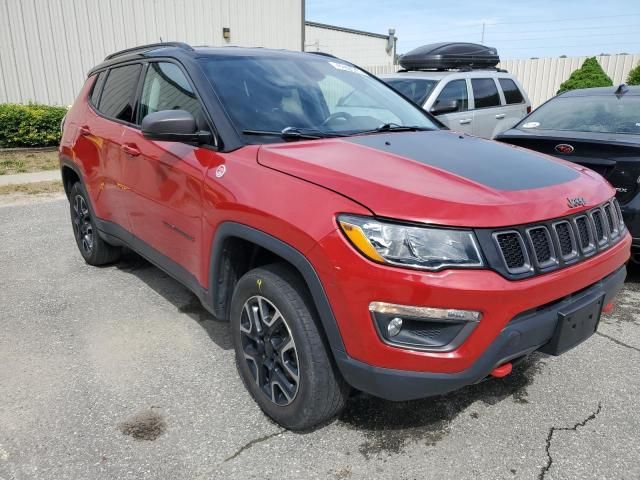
[142,110,211,144]
[430,100,459,115]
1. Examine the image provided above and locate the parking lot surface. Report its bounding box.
[1,197,639,480]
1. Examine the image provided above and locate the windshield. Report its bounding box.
[383,78,439,106]
[198,54,439,140]
[518,95,640,135]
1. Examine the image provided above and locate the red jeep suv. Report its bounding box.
[60,43,630,430]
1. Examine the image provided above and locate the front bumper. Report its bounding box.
[334,265,626,401]
[309,228,630,376]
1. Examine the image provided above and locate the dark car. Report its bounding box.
[496,85,640,257]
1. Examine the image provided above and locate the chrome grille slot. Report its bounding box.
[493,231,530,274]
[590,209,607,246]
[613,198,625,230]
[526,226,556,268]
[604,203,618,239]
[553,221,578,261]
[574,215,595,254]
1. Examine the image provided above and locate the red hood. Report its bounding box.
[257,130,614,228]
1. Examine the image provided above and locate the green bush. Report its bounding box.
[627,64,640,85]
[557,57,613,94]
[0,103,67,148]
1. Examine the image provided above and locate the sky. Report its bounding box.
[305,0,640,59]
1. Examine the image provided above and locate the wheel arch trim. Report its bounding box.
[208,222,346,353]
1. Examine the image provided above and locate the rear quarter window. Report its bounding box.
[499,78,525,104]
[471,78,501,109]
[89,72,106,107]
[98,64,142,123]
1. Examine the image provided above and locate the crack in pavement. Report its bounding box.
[223,429,286,463]
[538,402,602,480]
[596,331,640,353]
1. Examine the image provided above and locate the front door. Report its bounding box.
[120,61,215,282]
[430,79,473,135]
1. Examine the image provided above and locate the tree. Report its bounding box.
[557,57,613,94]
[627,63,640,85]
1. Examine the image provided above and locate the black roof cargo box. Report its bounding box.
[399,42,500,71]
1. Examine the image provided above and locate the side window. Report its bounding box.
[98,64,142,123]
[433,80,469,113]
[138,62,203,125]
[499,78,525,104]
[89,71,106,107]
[471,78,501,109]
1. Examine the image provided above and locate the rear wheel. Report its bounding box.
[231,264,348,430]
[69,182,121,266]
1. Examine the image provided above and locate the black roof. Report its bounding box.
[89,43,336,75]
[559,85,640,97]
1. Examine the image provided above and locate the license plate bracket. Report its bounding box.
[539,294,604,356]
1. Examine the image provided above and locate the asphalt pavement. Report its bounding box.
[1,197,639,480]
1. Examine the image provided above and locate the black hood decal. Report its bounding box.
[348,131,580,191]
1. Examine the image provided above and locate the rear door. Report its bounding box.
[497,78,529,133]
[470,78,503,138]
[429,79,473,134]
[85,63,142,230]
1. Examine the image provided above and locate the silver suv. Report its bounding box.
[380,70,531,138]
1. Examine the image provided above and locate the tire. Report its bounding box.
[69,182,121,266]
[231,263,348,430]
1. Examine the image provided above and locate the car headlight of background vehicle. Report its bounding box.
[338,214,484,271]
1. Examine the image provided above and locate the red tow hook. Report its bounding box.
[602,302,615,314]
[490,362,513,378]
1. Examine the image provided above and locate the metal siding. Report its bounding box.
[499,54,640,107]
[0,0,302,105]
[304,24,394,68]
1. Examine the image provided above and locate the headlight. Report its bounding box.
[338,214,484,271]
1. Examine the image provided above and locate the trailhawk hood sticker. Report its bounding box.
[347,132,580,191]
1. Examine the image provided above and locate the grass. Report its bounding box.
[0,149,58,175]
[0,180,63,195]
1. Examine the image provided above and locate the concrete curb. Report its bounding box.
[0,169,61,186]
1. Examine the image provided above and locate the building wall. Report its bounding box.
[0,0,303,105]
[361,53,640,107]
[304,22,395,69]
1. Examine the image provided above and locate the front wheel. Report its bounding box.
[230,264,348,430]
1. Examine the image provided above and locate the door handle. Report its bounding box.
[459,119,472,125]
[495,114,506,119]
[121,144,140,157]
[79,126,91,136]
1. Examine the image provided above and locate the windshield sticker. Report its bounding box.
[329,61,366,75]
[522,121,540,129]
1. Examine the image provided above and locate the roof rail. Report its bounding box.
[104,42,193,61]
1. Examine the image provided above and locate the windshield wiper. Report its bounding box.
[242,127,347,141]
[368,123,433,134]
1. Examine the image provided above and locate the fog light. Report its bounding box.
[387,317,403,337]
[369,301,481,352]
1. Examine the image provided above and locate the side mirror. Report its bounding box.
[430,100,459,115]
[141,110,211,144]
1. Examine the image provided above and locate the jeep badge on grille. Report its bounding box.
[567,197,587,208]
